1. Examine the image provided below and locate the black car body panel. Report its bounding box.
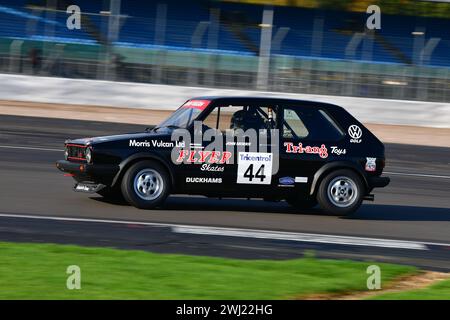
[56,96,389,205]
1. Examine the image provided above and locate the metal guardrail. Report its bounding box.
[2,45,449,103]
[1,3,449,102]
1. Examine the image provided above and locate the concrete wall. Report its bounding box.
[1,73,449,128]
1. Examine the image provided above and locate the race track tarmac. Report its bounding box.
[0,115,449,270]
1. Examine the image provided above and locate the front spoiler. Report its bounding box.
[74,182,106,194]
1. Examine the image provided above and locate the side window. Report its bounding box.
[202,106,244,131]
[283,108,309,139]
[219,106,245,131]
[204,105,277,132]
[282,107,344,141]
[202,108,219,129]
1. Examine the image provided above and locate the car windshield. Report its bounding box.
[155,100,210,130]
[156,107,202,130]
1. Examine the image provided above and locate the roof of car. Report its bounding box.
[191,96,341,110]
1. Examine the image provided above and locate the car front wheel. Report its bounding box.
[317,169,364,215]
[121,160,170,209]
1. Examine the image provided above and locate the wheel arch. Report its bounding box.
[310,161,368,196]
[111,153,175,188]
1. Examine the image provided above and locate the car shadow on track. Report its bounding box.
[346,204,450,221]
[90,195,316,214]
[91,196,450,221]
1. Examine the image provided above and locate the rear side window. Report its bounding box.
[283,109,309,139]
[283,107,344,141]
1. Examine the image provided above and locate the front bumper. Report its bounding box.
[56,160,119,183]
[368,176,390,188]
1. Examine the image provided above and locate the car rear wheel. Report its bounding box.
[121,160,170,209]
[317,169,364,215]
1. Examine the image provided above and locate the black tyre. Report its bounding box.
[286,197,317,210]
[317,169,364,215]
[121,160,170,209]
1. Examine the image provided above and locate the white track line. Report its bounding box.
[0,213,447,251]
[384,171,450,180]
[0,145,62,152]
[172,226,427,250]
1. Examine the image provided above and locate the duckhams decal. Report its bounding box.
[365,157,377,172]
[186,177,222,184]
[284,142,328,159]
[176,150,232,164]
[348,125,362,143]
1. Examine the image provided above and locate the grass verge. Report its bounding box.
[0,242,416,299]
[370,278,450,300]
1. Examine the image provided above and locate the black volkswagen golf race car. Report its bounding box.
[56,97,389,215]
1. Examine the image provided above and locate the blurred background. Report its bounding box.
[0,1,450,296]
[0,0,449,102]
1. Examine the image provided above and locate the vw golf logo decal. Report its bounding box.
[348,125,362,143]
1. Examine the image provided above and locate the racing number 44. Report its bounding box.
[244,164,266,182]
[237,152,273,185]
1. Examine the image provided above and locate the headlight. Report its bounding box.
[85,147,92,164]
[64,147,68,160]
